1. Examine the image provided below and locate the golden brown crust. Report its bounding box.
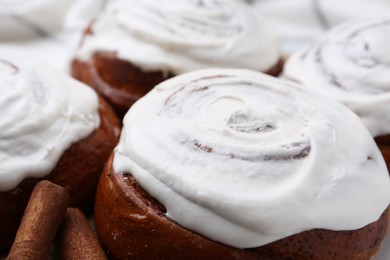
[267,57,284,77]
[72,52,173,118]
[0,98,120,249]
[375,134,390,172]
[71,52,283,119]
[95,154,388,260]
[375,134,390,146]
[379,145,390,172]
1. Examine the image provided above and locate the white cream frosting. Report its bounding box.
[284,18,390,137]
[250,0,390,53]
[75,0,280,74]
[113,68,390,248]
[0,55,100,191]
[0,0,77,40]
[0,0,114,72]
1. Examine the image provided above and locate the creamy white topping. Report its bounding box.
[250,0,390,53]
[284,18,390,137]
[0,0,112,72]
[114,68,390,248]
[0,0,77,40]
[0,55,100,191]
[75,0,280,74]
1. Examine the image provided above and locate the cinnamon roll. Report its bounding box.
[0,55,120,249]
[248,0,390,53]
[95,68,390,259]
[283,18,390,170]
[72,0,282,118]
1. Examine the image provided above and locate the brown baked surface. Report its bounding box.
[375,134,390,172]
[72,52,283,119]
[0,98,120,249]
[72,52,172,118]
[95,154,388,260]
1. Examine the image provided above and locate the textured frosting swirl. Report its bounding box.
[114,68,390,248]
[0,0,76,40]
[0,55,100,191]
[284,18,390,137]
[75,0,280,74]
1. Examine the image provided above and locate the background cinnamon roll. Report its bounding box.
[72,0,282,117]
[283,18,390,170]
[0,55,120,249]
[248,0,390,53]
[0,0,76,41]
[95,68,390,259]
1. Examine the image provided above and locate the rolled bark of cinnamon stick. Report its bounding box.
[56,208,107,260]
[7,180,69,260]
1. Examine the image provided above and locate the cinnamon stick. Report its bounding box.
[56,208,107,260]
[7,180,69,260]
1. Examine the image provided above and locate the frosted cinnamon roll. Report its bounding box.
[283,18,390,169]
[95,68,390,259]
[0,55,120,249]
[72,0,282,118]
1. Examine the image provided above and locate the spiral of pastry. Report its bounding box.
[0,55,100,191]
[0,0,77,40]
[114,68,390,248]
[75,0,280,74]
[284,18,390,137]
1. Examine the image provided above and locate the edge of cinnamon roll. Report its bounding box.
[95,154,388,259]
[95,68,390,258]
[71,0,282,118]
[283,18,390,169]
[0,56,121,249]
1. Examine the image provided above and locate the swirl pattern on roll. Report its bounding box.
[0,55,100,191]
[113,68,390,248]
[75,0,280,74]
[284,18,390,137]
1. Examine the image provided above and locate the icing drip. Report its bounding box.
[0,55,100,191]
[284,18,390,137]
[113,68,390,248]
[75,0,280,74]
